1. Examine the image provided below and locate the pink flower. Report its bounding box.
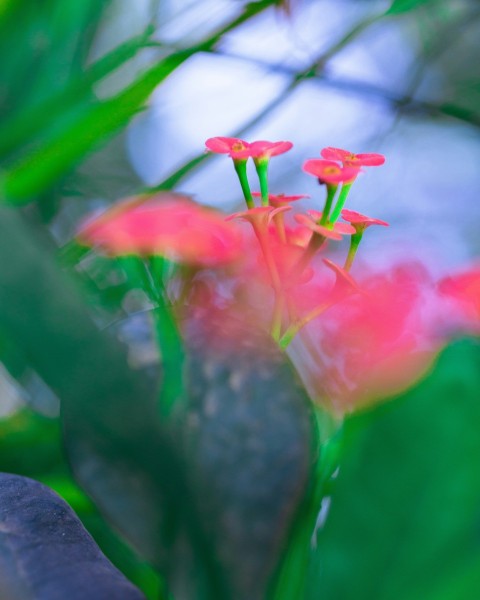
[304,263,438,412]
[341,209,389,233]
[320,147,385,167]
[323,258,360,295]
[438,266,480,325]
[252,192,309,207]
[227,205,291,232]
[77,193,243,267]
[205,136,252,160]
[248,140,293,161]
[205,137,292,161]
[295,213,356,240]
[302,159,360,184]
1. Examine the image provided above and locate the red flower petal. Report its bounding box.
[78,193,243,267]
[341,209,389,229]
[252,192,309,206]
[205,136,252,159]
[302,159,360,184]
[321,147,385,167]
[295,214,345,240]
[249,140,293,159]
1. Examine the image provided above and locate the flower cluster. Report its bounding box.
[76,137,478,414]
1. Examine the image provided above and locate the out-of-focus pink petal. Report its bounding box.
[321,147,385,167]
[303,159,360,184]
[77,193,243,267]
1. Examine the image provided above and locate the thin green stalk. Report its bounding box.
[278,301,331,350]
[120,255,184,417]
[271,294,284,342]
[319,185,338,225]
[329,182,352,224]
[255,159,270,206]
[344,232,363,271]
[252,223,284,339]
[234,159,254,208]
[269,407,343,600]
[295,232,326,275]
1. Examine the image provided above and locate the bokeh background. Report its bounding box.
[0,1,479,598]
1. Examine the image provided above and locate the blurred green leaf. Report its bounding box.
[0,408,163,599]
[0,28,155,159]
[306,338,480,600]
[0,473,145,600]
[0,0,276,204]
[0,205,227,597]
[386,0,441,15]
[0,0,109,121]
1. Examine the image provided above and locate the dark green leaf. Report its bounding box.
[0,473,145,600]
[386,0,441,16]
[307,339,480,600]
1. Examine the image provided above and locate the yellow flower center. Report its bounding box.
[325,166,340,175]
[232,142,246,152]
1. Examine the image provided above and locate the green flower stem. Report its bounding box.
[254,158,270,206]
[271,294,284,342]
[295,232,326,275]
[269,407,343,600]
[119,255,184,417]
[344,232,363,271]
[329,182,352,224]
[319,185,338,225]
[252,223,284,339]
[233,159,254,208]
[273,212,287,243]
[278,301,331,350]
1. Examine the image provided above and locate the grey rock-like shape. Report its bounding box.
[64,308,314,600]
[176,309,314,600]
[0,473,145,600]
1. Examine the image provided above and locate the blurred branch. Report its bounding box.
[207,46,480,127]
[0,27,156,160]
[0,0,278,205]
[151,10,383,191]
[148,5,480,196]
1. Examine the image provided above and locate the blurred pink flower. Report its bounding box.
[297,263,440,413]
[341,209,389,233]
[302,159,360,184]
[227,205,291,233]
[205,137,292,160]
[252,192,309,207]
[77,193,243,267]
[438,266,480,326]
[295,213,356,240]
[320,147,385,167]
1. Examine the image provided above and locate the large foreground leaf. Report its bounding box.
[307,338,480,600]
[0,473,144,600]
[0,206,313,599]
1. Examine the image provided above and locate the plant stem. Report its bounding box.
[233,159,254,208]
[252,223,284,339]
[268,407,343,600]
[329,182,352,224]
[319,185,337,225]
[295,232,326,276]
[278,301,331,350]
[344,232,363,271]
[254,159,270,206]
[124,256,185,417]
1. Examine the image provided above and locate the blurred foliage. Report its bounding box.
[307,339,480,600]
[0,0,478,598]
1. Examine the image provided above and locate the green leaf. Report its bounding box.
[0,28,154,159]
[386,0,441,16]
[307,339,480,600]
[0,0,276,204]
[0,473,145,600]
